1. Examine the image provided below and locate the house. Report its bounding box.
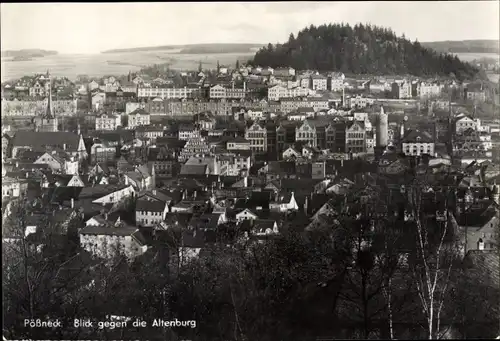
[302,146,320,159]
[2,176,28,199]
[11,132,88,160]
[123,165,154,191]
[329,72,346,91]
[401,130,435,156]
[245,122,268,152]
[455,115,478,134]
[311,74,328,91]
[209,85,227,99]
[34,151,79,175]
[345,121,366,154]
[282,146,301,160]
[80,216,147,259]
[235,208,259,222]
[458,206,498,252]
[269,191,299,213]
[95,113,121,131]
[128,109,150,129]
[274,67,295,77]
[226,137,251,151]
[178,124,197,141]
[296,120,317,147]
[135,189,171,227]
[90,139,116,164]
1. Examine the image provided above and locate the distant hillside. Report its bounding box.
[421,40,499,54]
[250,23,481,81]
[1,49,58,58]
[103,43,263,54]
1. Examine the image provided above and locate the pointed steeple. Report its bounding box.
[44,79,53,119]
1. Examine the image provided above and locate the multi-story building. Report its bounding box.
[311,74,328,91]
[401,130,435,156]
[95,113,121,131]
[135,125,164,141]
[209,85,227,99]
[345,121,366,154]
[226,86,246,99]
[393,81,413,99]
[418,82,444,98]
[213,152,252,176]
[455,115,477,134]
[178,124,198,141]
[137,85,200,99]
[128,109,150,129]
[268,85,310,101]
[348,95,376,108]
[454,129,492,152]
[280,98,329,113]
[90,140,116,164]
[178,130,211,162]
[29,73,51,98]
[245,122,268,152]
[295,120,317,147]
[329,72,346,91]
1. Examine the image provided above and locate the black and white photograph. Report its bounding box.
[1,1,499,340]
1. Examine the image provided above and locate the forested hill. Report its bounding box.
[250,23,481,81]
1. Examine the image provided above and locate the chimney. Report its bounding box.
[104,213,108,220]
[63,143,67,151]
[304,195,309,215]
[71,198,74,209]
[193,190,197,199]
[15,161,19,168]
[183,190,187,200]
[25,172,29,179]
[243,176,248,188]
[243,81,247,92]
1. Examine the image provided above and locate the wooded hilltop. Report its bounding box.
[249,23,481,81]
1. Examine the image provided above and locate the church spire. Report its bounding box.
[44,71,53,119]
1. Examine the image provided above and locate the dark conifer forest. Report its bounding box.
[249,23,481,81]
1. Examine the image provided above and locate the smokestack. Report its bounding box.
[304,195,309,215]
[243,81,246,93]
[243,176,248,188]
[71,198,74,209]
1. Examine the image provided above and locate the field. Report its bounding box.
[0,48,258,82]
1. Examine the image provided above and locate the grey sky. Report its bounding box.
[1,1,498,54]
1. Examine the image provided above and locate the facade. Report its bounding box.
[295,120,317,147]
[79,221,147,259]
[401,130,435,156]
[418,82,444,98]
[268,85,309,101]
[311,75,328,91]
[91,141,116,164]
[330,73,346,91]
[95,114,121,130]
[128,109,150,128]
[349,95,376,108]
[178,131,211,162]
[345,121,366,153]
[209,85,227,99]
[245,122,268,152]
[455,116,477,134]
[137,86,199,99]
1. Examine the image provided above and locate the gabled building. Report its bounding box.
[295,120,317,147]
[245,122,267,152]
[401,130,435,156]
[345,120,366,154]
[128,109,151,129]
[11,131,88,160]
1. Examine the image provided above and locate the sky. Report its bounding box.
[1,1,499,54]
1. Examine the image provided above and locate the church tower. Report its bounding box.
[36,70,59,132]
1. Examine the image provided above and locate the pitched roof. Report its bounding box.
[402,129,434,143]
[12,132,81,151]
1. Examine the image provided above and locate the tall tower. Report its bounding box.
[376,106,388,148]
[36,70,58,132]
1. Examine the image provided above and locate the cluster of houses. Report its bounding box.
[1,66,499,282]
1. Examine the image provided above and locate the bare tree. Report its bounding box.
[406,182,460,339]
